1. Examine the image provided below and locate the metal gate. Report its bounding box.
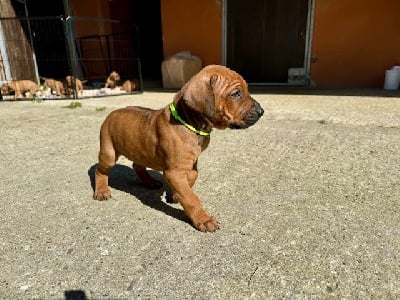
[0,16,143,100]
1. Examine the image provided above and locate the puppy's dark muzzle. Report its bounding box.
[243,101,264,126]
[229,100,264,129]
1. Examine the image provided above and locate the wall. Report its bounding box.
[161,0,222,66]
[311,0,400,88]
[71,0,112,37]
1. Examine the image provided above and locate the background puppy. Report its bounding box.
[121,79,139,92]
[93,65,264,232]
[44,78,65,98]
[105,71,120,89]
[64,76,84,96]
[1,80,38,100]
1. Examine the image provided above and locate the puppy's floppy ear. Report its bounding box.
[210,74,218,88]
[176,73,216,119]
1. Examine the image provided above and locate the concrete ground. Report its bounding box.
[0,89,399,299]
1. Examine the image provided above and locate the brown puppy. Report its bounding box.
[64,76,83,96]
[93,65,264,232]
[121,79,139,92]
[44,78,65,97]
[1,80,38,100]
[105,71,120,88]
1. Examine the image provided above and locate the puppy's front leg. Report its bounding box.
[94,166,112,200]
[164,170,219,232]
[14,88,20,100]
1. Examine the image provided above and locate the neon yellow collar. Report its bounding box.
[169,102,211,136]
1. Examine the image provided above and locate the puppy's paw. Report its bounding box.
[195,215,220,233]
[93,188,111,201]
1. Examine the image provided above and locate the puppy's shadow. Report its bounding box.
[88,164,190,225]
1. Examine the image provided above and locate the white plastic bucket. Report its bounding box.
[383,69,400,90]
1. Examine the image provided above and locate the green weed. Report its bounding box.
[62,101,82,109]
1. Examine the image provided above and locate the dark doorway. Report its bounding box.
[109,0,163,82]
[132,1,163,82]
[227,0,308,84]
[7,0,163,84]
[24,0,69,79]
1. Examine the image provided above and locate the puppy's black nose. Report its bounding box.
[255,101,264,117]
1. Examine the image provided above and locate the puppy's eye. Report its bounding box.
[230,90,242,99]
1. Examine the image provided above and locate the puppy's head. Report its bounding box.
[65,76,73,86]
[1,83,11,95]
[64,76,76,94]
[175,65,263,130]
[109,71,120,81]
[1,82,15,95]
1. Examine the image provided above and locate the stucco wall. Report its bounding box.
[161,0,222,66]
[311,0,400,88]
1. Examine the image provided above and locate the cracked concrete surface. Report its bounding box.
[0,90,399,299]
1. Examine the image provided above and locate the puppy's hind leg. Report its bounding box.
[133,163,163,189]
